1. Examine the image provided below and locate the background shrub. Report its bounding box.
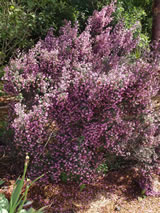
[0,0,152,69]
[0,0,36,66]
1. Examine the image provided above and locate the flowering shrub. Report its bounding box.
[3,1,160,195]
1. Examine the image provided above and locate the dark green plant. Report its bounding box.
[0,0,36,66]
[0,154,46,213]
[0,0,80,68]
[20,0,79,37]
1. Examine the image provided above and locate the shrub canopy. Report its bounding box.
[3,1,160,195]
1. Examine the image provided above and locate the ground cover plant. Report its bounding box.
[2,1,160,196]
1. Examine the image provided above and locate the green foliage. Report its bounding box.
[138,189,147,201]
[0,0,152,68]
[0,0,36,66]
[97,162,109,174]
[0,0,80,68]
[113,0,152,48]
[60,172,68,183]
[65,0,111,31]
[20,0,79,37]
[0,194,9,212]
[0,155,46,213]
[97,0,152,49]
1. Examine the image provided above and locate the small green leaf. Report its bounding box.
[79,184,86,192]
[10,179,24,212]
[10,5,15,10]
[0,181,5,186]
[141,189,146,195]
[0,194,9,210]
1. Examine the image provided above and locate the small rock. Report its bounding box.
[137,196,143,202]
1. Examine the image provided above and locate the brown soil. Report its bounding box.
[0,164,160,213]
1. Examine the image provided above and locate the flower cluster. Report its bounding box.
[3,1,160,194]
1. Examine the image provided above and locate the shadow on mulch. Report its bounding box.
[26,167,142,213]
[104,168,141,196]
[0,151,24,179]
